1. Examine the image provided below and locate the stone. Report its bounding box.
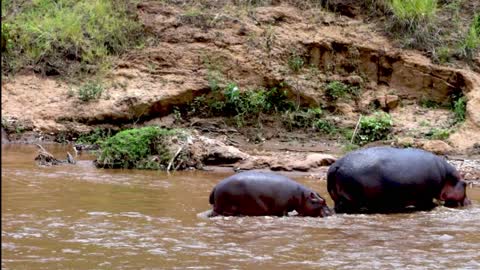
[385,95,400,110]
[396,137,415,148]
[418,140,453,155]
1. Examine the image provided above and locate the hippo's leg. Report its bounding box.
[334,197,360,214]
[415,199,437,211]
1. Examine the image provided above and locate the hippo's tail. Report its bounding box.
[326,164,340,201]
[209,187,215,205]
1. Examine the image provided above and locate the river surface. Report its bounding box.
[2,144,480,269]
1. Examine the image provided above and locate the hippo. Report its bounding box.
[327,147,471,214]
[209,171,332,217]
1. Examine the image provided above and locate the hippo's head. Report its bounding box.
[440,172,471,207]
[298,192,332,217]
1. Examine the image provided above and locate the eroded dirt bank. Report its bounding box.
[2,2,480,176]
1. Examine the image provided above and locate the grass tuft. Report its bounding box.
[1,0,143,76]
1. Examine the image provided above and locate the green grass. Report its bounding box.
[325,81,359,100]
[458,14,480,60]
[77,128,113,145]
[419,98,441,109]
[426,128,451,140]
[386,0,439,49]
[389,0,437,25]
[77,81,104,102]
[95,127,185,169]
[453,96,467,123]
[189,83,295,127]
[355,112,393,145]
[288,51,305,73]
[1,0,143,76]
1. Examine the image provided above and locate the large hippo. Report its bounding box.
[327,147,471,214]
[209,171,332,217]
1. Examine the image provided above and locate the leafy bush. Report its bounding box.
[386,0,439,49]
[189,83,295,126]
[77,128,113,145]
[78,81,104,102]
[453,96,466,123]
[458,14,480,60]
[419,98,441,109]
[325,81,359,100]
[314,119,337,134]
[282,107,323,130]
[1,0,143,75]
[356,112,393,145]
[95,127,183,169]
[426,128,451,140]
[389,0,437,27]
[288,51,305,73]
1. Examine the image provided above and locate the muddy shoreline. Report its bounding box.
[3,129,479,186]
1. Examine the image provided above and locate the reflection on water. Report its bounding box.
[2,144,480,269]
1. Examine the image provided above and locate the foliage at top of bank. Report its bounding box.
[1,0,143,77]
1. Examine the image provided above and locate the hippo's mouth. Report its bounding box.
[320,206,333,217]
[444,197,471,207]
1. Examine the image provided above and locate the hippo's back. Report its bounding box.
[327,147,452,213]
[210,171,305,216]
[333,147,448,184]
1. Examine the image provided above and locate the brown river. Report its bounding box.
[2,144,480,269]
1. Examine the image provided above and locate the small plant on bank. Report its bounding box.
[458,14,480,61]
[77,128,113,145]
[325,81,359,100]
[282,107,323,130]
[386,0,439,49]
[356,112,393,145]
[453,96,467,123]
[95,127,185,169]
[288,51,305,73]
[1,0,143,76]
[419,98,441,109]
[314,119,337,134]
[189,83,295,127]
[426,128,451,140]
[78,81,104,102]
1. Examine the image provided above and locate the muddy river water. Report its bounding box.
[2,144,480,269]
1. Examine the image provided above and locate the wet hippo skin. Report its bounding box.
[327,146,471,214]
[209,171,332,217]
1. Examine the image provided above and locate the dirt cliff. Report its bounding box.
[2,1,479,154]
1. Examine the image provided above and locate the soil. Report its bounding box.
[2,1,480,181]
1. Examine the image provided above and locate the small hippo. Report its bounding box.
[327,146,471,214]
[209,171,332,217]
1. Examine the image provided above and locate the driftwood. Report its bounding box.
[167,144,185,172]
[350,115,362,144]
[35,144,76,166]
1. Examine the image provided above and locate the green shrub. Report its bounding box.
[325,81,359,100]
[426,128,451,140]
[386,0,439,49]
[1,0,143,75]
[77,128,113,145]
[453,96,466,123]
[356,112,393,145]
[189,83,295,126]
[95,127,183,169]
[78,81,104,102]
[314,119,336,134]
[281,107,323,130]
[288,52,305,73]
[342,142,360,153]
[458,14,480,60]
[389,0,437,29]
[419,98,441,108]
